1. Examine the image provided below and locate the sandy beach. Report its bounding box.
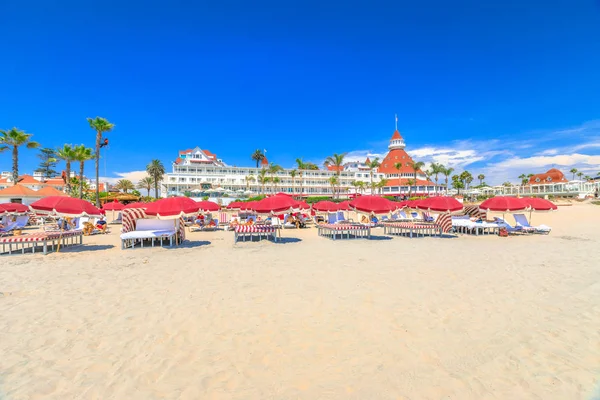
[1,203,599,399]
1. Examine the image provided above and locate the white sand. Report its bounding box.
[1,203,599,399]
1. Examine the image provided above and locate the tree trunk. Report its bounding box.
[12,146,18,185]
[65,161,71,194]
[95,131,101,207]
[79,162,85,199]
[154,176,158,199]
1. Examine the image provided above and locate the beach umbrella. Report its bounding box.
[226,201,242,210]
[196,200,220,212]
[0,202,30,214]
[240,201,257,211]
[522,197,557,211]
[296,201,311,210]
[123,202,148,209]
[522,197,557,224]
[479,196,529,212]
[337,201,351,211]
[416,197,463,213]
[252,195,298,214]
[102,200,124,211]
[313,201,339,212]
[145,196,200,219]
[29,196,103,218]
[275,192,292,197]
[349,195,398,214]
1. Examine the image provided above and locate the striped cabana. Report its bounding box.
[122,208,186,243]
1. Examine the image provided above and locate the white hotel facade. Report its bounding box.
[162,130,437,198]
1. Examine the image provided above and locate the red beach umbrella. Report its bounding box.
[275,192,292,197]
[102,200,125,211]
[349,195,397,214]
[479,196,529,212]
[337,201,351,211]
[296,201,311,210]
[252,195,298,214]
[416,197,463,213]
[123,202,148,209]
[29,196,103,218]
[145,196,200,218]
[0,202,30,213]
[313,201,340,212]
[240,201,257,211]
[196,200,220,212]
[522,197,557,211]
[226,201,242,210]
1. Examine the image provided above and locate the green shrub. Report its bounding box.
[591,200,600,206]
[245,195,266,202]
[306,196,335,203]
[201,195,209,201]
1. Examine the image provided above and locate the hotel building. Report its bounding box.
[163,130,437,198]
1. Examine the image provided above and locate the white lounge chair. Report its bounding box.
[494,217,525,234]
[282,214,296,229]
[514,214,551,234]
[120,218,177,249]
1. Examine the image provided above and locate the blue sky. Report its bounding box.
[1,0,600,185]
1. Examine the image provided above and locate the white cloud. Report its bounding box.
[342,150,386,163]
[100,170,148,185]
[493,153,600,170]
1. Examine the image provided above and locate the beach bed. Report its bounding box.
[317,224,371,240]
[234,225,279,243]
[0,230,83,255]
[120,219,177,249]
[383,222,442,238]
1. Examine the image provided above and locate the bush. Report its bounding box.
[245,195,266,202]
[306,196,335,203]
[591,200,600,206]
[201,195,209,201]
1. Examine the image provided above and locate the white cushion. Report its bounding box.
[135,219,176,231]
[120,230,176,240]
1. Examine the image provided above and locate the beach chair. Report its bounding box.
[493,217,524,234]
[327,212,338,224]
[247,215,256,224]
[282,214,296,229]
[513,214,551,234]
[219,212,230,231]
[398,210,413,222]
[422,212,434,222]
[336,211,346,222]
[0,222,18,237]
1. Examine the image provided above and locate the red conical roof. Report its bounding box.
[261,157,269,166]
[391,130,403,140]
[365,157,371,164]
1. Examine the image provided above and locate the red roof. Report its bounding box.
[37,186,68,197]
[377,148,425,174]
[326,165,343,172]
[0,174,41,185]
[43,178,65,186]
[365,157,371,164]
[391,130,403,140]
[0,184,40,197]
[261,156,269,166]
[528,168,568,184]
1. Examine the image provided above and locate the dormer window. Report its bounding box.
[535,178,541,182]
[546,177,552,182]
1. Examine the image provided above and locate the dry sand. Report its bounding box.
[1,203,599,399]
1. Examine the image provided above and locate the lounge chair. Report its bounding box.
[282,214,296,229]
[0,222,18,237]
[327,212,338,224]
[513,214,551,234]
[493,217,525,234]
[120,218,177,249]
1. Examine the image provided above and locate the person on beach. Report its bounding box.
[95,217,107,233]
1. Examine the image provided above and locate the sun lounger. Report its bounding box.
[282,214,296,229]
[513,214,551,234]
[234,225,278,243]
[120,219,177,249]
[384,222,442,238]
[493,217,525,234]
[1,230,83,255]
[0,222,18,237]
[317,223,371,240]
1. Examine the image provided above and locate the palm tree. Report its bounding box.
[56,144,76,193]
[393,162,403,190]
[73,145,94,199]
[0,128,40,185]
[328,175,339,197]
[244,175,255,191]
[577,172,584,180]
[87,117,115,206]
[356,180,365,194]
[257,169,268,194]
[251,149,265,168]
[289,169,297,194]
[518,173,527,185]
[366,157,380,193]
[584,175,592,181]
[477,173,485,186]
[409,161,425,196]
[377,178,389,195]
[146,159,165,198]
[137,176,154,197]
[304,162,319,170]
[272,176,280,192]
[570,168,578,180]
[430,162,443,192]
[295,158,305,195]
[442,167,454,194]
[267,163,282,193]
[115,179,135,193]
[324,153,346,176]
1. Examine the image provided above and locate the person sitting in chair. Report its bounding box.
[83,221,95,236]
[96,216,107,233]
[360,215,369,224]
